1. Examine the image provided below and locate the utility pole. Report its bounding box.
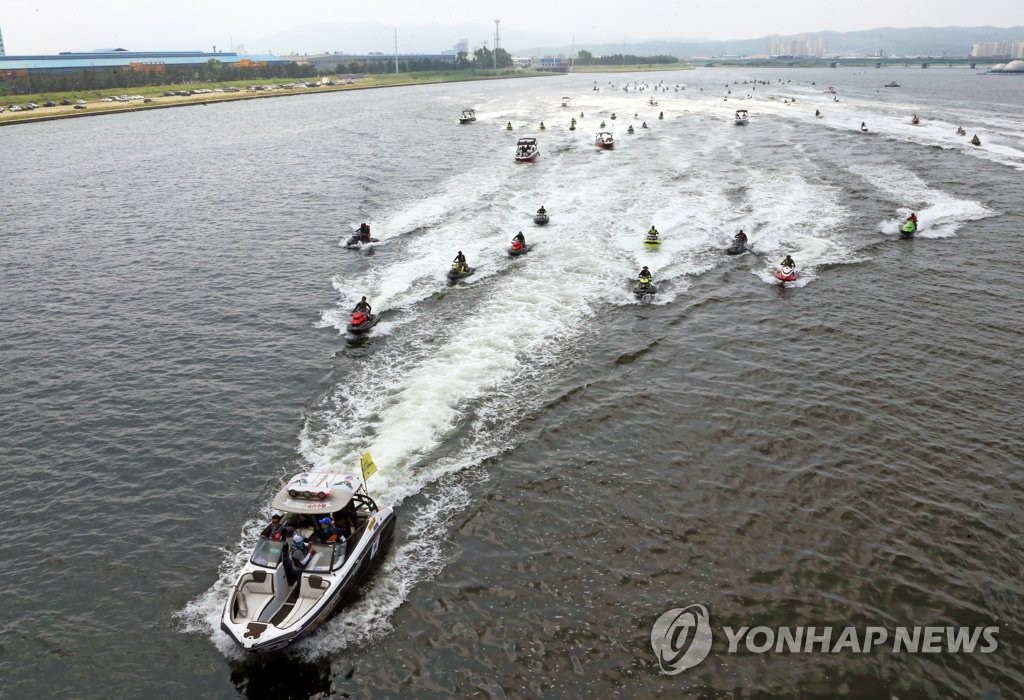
[394,28,399,74]
[571,34,575,68]
[494,19,500,69]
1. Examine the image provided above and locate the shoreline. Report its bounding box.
[0,71,560,127]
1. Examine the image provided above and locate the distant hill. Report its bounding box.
[521,26,1024,59]
[247,23,1024,59]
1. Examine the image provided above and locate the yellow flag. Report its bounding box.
[360,452,378,482]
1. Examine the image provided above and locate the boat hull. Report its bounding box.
[725,242,747,255]
[534,214,549,225]
[514,152,539,163]
[775,269,798,283]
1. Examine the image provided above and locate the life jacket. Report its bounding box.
[351,312,367,325]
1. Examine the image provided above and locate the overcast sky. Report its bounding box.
[3,0,1020,55]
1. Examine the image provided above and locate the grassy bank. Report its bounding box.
[570,63,694,73]
[0,69,558,126]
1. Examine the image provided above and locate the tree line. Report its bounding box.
[574,50,679,65]
[1,59,320,96]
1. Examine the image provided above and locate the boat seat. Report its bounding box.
[235,571,275,621]
[300,574,330,600]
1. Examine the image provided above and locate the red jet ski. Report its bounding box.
[347,311,379,334]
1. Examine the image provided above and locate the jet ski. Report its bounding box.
[534,212,550,225]
[900,220,918,238]
[643,233,662,248]
[447,263,475,280]
[633,277,657,297]
[774,266,798,283]
[508,240,532,257]
[347,312,379,334]
[725,240,748,255]
[345,234,378,247]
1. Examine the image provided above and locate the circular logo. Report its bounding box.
[651,604,713,674]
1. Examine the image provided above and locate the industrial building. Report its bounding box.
[0,49,287,78]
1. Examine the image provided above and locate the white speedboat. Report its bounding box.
[220,472,396,652]
[514,137,540,162]
[458,108,476,124]
[735,109,749,125]
[595,131,615,149]
[560,96,572,107]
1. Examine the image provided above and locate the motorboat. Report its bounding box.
[900,220,918,238]
[595,131,615,149]
[884,81,900,87]
[561,97,572,107]
[347,312,379,334]
[458,108,476,124]
[514,137,540,163]
[534,211,550,225]
[220,472,396,653]
[735,109,749,125]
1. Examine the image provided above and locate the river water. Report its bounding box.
[1,67,1022,699]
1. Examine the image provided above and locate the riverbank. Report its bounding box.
[0,69,559,127]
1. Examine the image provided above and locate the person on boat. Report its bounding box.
[908,213,918,225]
[814,109,821,117]
[956,126,966,135]
[290,532,315,564]
[641,121,648,129]
[911,114,919,124]
[537,206,547,216]
[513,231,526,245]
[260,514,285,541]
[453,251,468,272]
[646,226,660,241]
[353,296,372,315]
[316,516,346,543]
[357,223,371,242]
[781,255,796,269]
[734,230,748,244]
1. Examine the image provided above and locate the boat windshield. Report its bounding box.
[305,541,346,573]
[250,537,285,568]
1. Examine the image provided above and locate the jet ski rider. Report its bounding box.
[357,223,371,242]
[781,255,795,269]
[734,230,748,244]
[513,232,526,245]
[353,296,372,315]
[453,251,468,272]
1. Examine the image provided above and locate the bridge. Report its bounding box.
[701,57,1006,70]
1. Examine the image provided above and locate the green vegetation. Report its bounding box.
[571,63,694,73]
